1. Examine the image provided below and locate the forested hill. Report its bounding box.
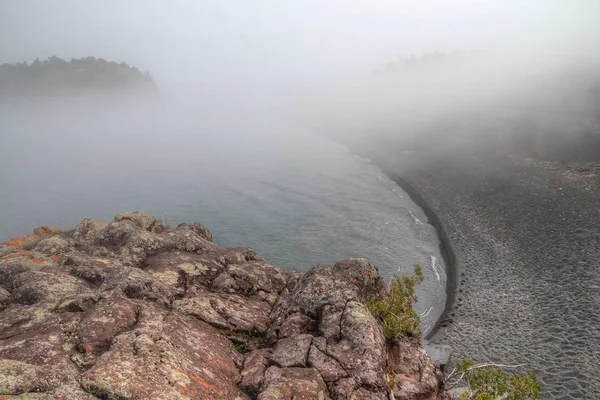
[0,56,155,95]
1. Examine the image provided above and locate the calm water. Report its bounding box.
[0,98,446,333]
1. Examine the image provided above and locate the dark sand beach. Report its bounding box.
[356,141,600,399]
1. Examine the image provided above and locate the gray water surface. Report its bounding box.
[0,100,446,333]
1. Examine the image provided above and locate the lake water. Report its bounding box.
[0,97,446,334]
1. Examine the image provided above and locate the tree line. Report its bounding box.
[0,56,154,95]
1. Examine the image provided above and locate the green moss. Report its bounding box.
[367,264,424,344]
[233,343,247,353]
[216,328,255,340]
[216,328,255,354]
[1,278,12,291]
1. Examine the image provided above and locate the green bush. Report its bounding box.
[450,360,541,400]
[216,328,255,353]
[367,264,424,343]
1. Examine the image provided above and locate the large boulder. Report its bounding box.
[0,212,447,400]
[80,303,247,400]
[258,366,328,400]
[114,211,165,232]
[391,340,447,400]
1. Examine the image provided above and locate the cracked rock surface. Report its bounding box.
[0,212,447,399]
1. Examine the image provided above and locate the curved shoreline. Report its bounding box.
[342,139,600,398]
[335,140,457,339]
[379,170,458,340]
[338,138,460,340]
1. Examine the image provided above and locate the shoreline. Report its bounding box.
[342,142,457,340]
[379,170,458,340]
[356,143,600,399]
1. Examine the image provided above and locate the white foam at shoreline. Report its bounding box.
[431,254,441,282]
[410,210,423,225]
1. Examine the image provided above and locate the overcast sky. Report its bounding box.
[1,0,599,84]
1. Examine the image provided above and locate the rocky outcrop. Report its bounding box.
[0,212,448,399]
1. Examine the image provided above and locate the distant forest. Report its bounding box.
[375,52,600,162]
[0,56,154,95]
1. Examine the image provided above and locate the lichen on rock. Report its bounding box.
[0,211,448,399]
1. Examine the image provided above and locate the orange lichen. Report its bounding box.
[84,344,94,353]
[363,271,371,277]
[176,369,224,400]
[0,252,46,265]
[0,253,20,263]
[2,226,60,250]
[51,255,67,263]
[2,234,40,249]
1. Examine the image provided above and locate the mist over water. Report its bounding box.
[0,98,446,334]
[2,1,600,398]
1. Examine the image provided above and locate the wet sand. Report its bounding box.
[358,143,600,399]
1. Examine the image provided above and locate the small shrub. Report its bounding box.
[367,264,424,343]
[233,343,247,354]
[216,328,255,353]
[448,359,541,400]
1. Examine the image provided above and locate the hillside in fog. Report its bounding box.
[310,50,600,164]
[0,56,154,96]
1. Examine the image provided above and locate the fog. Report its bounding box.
[2,1,600,142]
[4,3,600,399]
[3,1,599,78]
[1,0,600,226]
